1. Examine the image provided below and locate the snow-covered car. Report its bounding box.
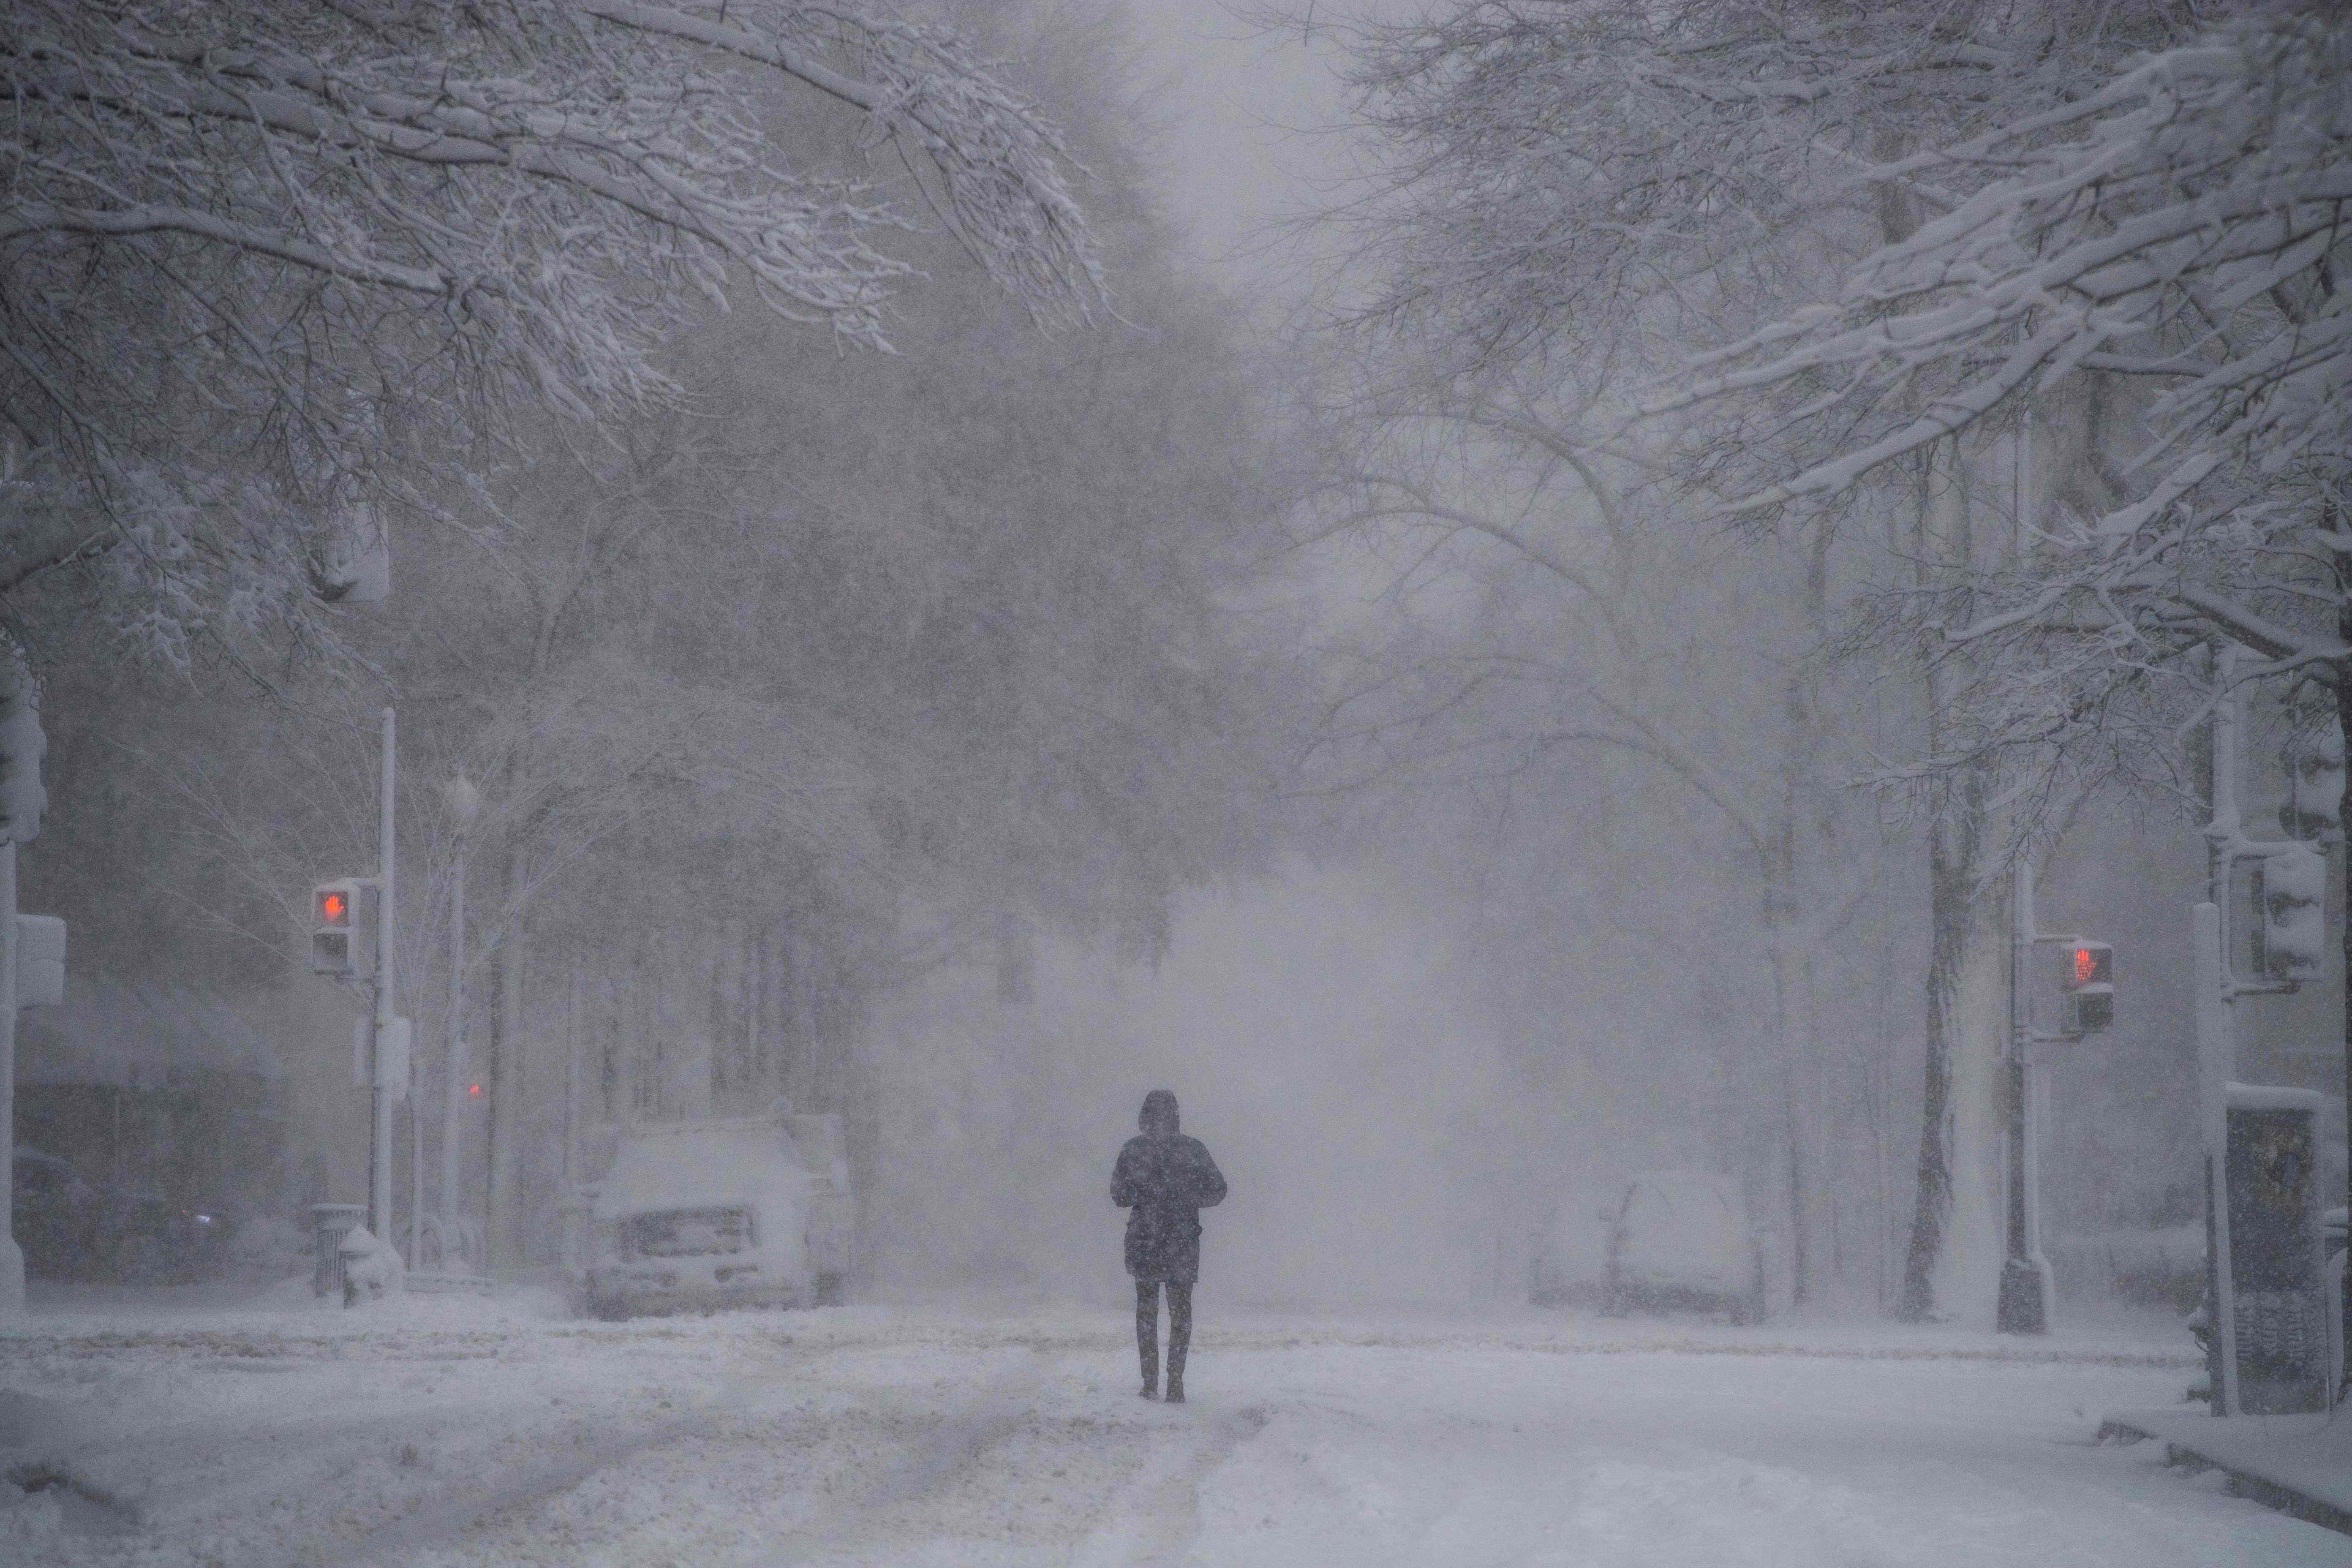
[1601,1170,1766,1324]
[577,1110,852,1320]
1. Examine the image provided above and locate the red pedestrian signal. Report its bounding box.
[2061,939,2113,1034]
[308,878,378,978]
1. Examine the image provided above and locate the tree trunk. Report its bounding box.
[2336,539,2352,1244]
[1900,441,2009,1324]
[786,924,819,1113]
[1903,776,1985,1319]
[1764,921,1809,1309]
[485,848,526,1273]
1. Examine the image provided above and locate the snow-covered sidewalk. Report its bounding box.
[2,1285,2342,1566]
[2102,1404,2352,1530]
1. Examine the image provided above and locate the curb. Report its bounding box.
[2098,1415,2352,1536]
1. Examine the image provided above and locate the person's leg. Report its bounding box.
[1164,1280,1192,1402]
[1135,1277,1160,1397]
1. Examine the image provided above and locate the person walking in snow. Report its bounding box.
[1111,1089,1226,1403]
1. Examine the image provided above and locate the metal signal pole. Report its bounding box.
[371,707,397,1240]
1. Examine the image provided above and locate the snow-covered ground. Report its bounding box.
[1,1282,2342,1566]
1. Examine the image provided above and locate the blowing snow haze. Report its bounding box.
[2,2,2349,1563]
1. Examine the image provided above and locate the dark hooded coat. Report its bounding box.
[1111,1090,1226,1283]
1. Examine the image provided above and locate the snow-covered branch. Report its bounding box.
[0,0,1107,668]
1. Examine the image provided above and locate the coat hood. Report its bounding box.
[1138,1089,1179,1136]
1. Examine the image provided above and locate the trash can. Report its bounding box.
[311,1203,366,1299]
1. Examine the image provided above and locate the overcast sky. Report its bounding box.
[1122,2,1390,301]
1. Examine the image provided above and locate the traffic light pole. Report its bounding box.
[2000,861,2053,1334]
[2194,901,2242,1413]
[2194,646,2314,1413]
[371,707,397,1244]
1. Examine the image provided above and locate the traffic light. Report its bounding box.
[0,640,44,845]
[2258,844,2328,984]
[2061,940,2114,1034]
[309,878,379,978]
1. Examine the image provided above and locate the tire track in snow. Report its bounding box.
[718,1348,1064,1565]
[1067,1403,1271,1568]
[342,1380,804,1566]
[357,1346,1064,1567]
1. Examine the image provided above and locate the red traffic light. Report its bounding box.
[318,888,350,926]
[468,1083,483,1097]
[2068,943,2111,988]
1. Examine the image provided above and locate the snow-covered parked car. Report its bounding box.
[1601,1170,1766,1324]
[574,1109,852,1320]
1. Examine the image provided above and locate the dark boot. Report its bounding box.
[1135,1279,1160,1398]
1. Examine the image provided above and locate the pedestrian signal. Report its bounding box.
[309,878,379,979]
[2061,940,2113,1034]
[2258,845,2328,984]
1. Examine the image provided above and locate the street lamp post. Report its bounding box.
[441,772,481,1274]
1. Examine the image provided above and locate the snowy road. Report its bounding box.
[3,1294,2345,1566]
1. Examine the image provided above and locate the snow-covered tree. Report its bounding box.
[24,1,1288,1269]
[1637,4,2352,1256]
[1654,11,2351,806]
[1304,0,2200,1318]
[0,0,1104,668]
